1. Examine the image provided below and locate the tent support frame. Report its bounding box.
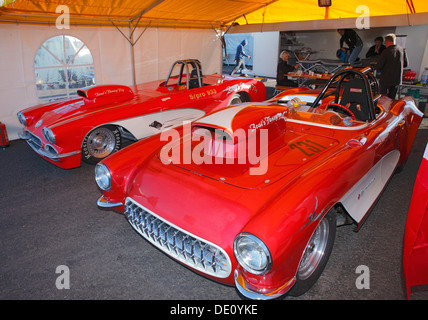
[109,0,164,85]
[110,18,151,86]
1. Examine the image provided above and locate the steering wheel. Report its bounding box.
[316,102,356,120]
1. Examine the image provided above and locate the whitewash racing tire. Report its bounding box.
[82,125,122,164]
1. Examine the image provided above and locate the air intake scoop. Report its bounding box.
[191,104,288,158]
[77,85,134,104]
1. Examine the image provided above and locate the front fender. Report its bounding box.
[99,131,169,211]
[236,186,328,295]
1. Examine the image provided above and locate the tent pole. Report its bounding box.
[111,18,152,86]
[129,23,136,86]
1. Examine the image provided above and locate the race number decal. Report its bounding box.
[189,89,217,100]
[289,139,327,157]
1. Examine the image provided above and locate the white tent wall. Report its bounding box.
[420,40,428,79]
[395,25,428,77]
[94,26,134,86]
[133,28,222,83]
[0,24,222,141]
[252,31,279,78]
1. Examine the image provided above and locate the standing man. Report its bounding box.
[376,33,408,99]
[230,40,251,75]
[337,29,363,66]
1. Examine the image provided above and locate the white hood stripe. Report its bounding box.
[193,105,250,132]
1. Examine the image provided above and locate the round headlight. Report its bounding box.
[233,233,272,275]
[17,112,27,126]
[43,127,56,144]
[95,163,112,191]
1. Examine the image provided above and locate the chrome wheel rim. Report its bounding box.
[87,127,116,159]
[297,218,329,280]
[228,95,243,105]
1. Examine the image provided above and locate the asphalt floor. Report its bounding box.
[0,117,427,302]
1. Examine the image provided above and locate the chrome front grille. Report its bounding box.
[25,130,43,149]
[124,198,232,278]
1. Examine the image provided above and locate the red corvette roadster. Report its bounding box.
[16,59,266,169]
[95,67,422,299]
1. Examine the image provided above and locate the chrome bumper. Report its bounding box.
[97,195,123,208]
[234,269,296,300]
[19,130,80,161]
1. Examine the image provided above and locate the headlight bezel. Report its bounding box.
[42,127,56,144]
[233,233,272,275]
[17,112,27,126]
[95,163,112,191]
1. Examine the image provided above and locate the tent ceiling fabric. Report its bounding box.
[0,0,275,29]
[1,0,427,29]
[234,0,428,25]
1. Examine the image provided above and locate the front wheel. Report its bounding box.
[289,210,336,297]
[82,126,122,164]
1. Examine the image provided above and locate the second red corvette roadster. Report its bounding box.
[95,66,422,299]
[16,59,266,169]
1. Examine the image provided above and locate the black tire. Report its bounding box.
[289,210,336,297]
[81,126,122,164]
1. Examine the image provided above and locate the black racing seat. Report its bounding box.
[189,68,203,89]
[339,77,371,122]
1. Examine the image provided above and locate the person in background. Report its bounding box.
[336,48,349,62]
[376,33,408,99]
[366,36,386,58]
[230,40,251,75]
[337,28,363,66]
[276,50,298,87]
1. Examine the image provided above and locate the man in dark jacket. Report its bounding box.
[337,29,363,66]
[230,40,251,75]
[376,33,408,99]
[366,36,386,58]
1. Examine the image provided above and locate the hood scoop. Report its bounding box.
[77,85,134,104]
[190,105,288,159]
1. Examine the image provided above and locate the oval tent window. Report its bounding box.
[34,35,95,102]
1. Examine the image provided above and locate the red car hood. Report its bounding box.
[163,129,339,190]
[27,82,163,129]
[124,128,339,248]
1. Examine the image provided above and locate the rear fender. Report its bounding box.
[397,99,423,166]
[339,150,400,229]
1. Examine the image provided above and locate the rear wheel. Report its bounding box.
[82,126,121,164]
[289,210,336,297]
[228,93,248,106]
